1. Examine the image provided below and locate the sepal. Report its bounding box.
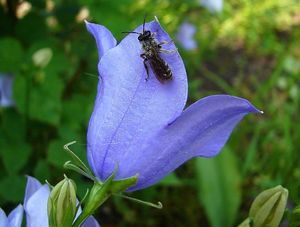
[73,170,137,226]
[110,175,138,193]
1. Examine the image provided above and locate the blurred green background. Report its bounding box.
[0,0,299,226]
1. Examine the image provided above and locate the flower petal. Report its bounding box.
[82,216,100,227]
[24,176,42,206]
[127,95,261,191]
[24,185,50,227]
[85,21,117,60]
[87,19,188,180]
[8,205,23,227]
[0,208,8,227]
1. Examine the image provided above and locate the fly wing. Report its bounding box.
[149,52,172,83]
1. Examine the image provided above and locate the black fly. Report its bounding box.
[123,16,174,83]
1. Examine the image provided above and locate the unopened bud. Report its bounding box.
[48,175,77,227]
[32,48,52,68]
[249,185,288,227]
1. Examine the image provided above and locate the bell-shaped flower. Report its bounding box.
[0,205,23,227]
[24,176,49,227]
[85,18,261,191]
[176,21,197,51]
[0,74,15,107]
[24,176,100,227]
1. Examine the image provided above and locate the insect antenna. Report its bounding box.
[142,14,147,33]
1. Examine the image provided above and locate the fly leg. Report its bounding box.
[140,53,150,81]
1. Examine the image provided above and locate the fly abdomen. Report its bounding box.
[163,62,172,79]
[149,54,173,83]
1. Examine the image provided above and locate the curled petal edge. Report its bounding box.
[85,20,117,61]
[127,95,262,191]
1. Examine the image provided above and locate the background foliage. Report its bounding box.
[0,0,299,226]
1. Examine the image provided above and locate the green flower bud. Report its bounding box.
[32,48,53,68]
[249,185,288,227]
[48,176,77,227]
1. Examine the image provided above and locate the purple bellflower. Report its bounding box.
[176,22,197,51]
[85,18,261,191]
[24,176,50,227]
[0,205,23,227]
[0,74,15,107]
[22,176,100,227]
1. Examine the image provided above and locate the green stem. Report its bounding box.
[72,168,137,226]
[72,174,115,227]
[72,194,110,227]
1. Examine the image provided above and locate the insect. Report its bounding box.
[123,16,175,83]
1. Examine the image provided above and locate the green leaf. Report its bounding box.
[12,40,71,125]
[0,175,26,203]
[0,141,31,174]
[0,110,31,174]
[29,74,63,125]
[58,126,82,142]
[15,12,47,45]
[195,147,241,227]
[34,160,51,180]
[13,55,66,125]
[0,38,23,73]
[61,94,93,131]
[0,109,26,141]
